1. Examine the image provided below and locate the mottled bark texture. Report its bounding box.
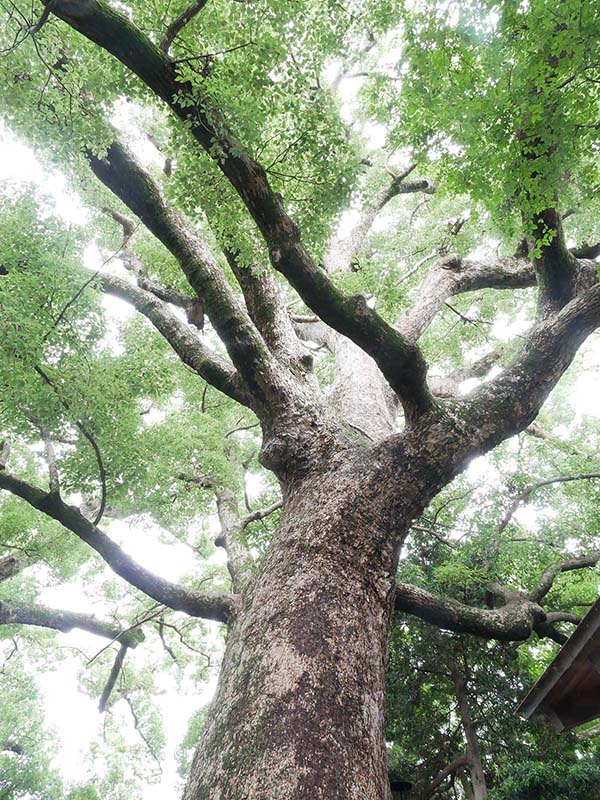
[182,415,498,798]
[185,448,422,800]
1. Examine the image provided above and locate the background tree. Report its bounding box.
[1,0,600,798]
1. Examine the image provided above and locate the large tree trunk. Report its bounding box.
[184,451,419,799]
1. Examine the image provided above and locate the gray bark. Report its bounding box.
[452,666,488,800]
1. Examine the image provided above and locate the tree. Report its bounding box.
[1,0,600,797]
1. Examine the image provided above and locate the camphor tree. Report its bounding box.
[1,0,600,797]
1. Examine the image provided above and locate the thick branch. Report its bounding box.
[98,643,128,712]
[0,470,235,623]
[430,349,503,398]
[571,241,600,260]
[101,273,248,406]
[46,0,433,420]
[214,486,253,592]
[0,437,11,470]
[451,664,487,800]
[0,554,23,582]
[461,280,600,450]
[223,250,307,370]
[544,611,583,625]
[532,208,578,316]
[417,754,470,800]
[88,141,281,411]
[0,598,142,645]
[397,255,536,342]
[394,583,545,641]
[104,207,204,327]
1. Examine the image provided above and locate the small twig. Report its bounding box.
[224,422,260,439]
[156,619,211,663]
[122,695,163,770]
[172,41,255,65]
[411,524,458,550]
[498,471,600,535]
[242,500,283,528]
[157,620,178,662]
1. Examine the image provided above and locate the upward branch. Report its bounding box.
[88,141,281,412]
[100,272,249,406]
[461,280,600,450]
[45,0,433,421]
[325,165,436,273]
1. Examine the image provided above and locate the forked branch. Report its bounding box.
[45,0,433,421]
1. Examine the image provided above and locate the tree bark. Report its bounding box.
[184,450,425,799]
[452,665,488,800]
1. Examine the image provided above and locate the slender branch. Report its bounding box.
[530,551,600,602]
[21,409,61,494]
[103,207,204,327]
[0,599,143,646]
[416,754,470,800]
[524,422,589,457]
[27,0,56,34]
[0,470,236,623]
[98,643,128,712]
[33,366,107,525]
[214,486,253,591]
[451,662,487,800]
[429,349,503,399]
[324,165,436,273]
[241,499,283,528]
[498,473,600,536]
[411,524,458,550]
[161,0,210,53]
[100,273,249,406]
